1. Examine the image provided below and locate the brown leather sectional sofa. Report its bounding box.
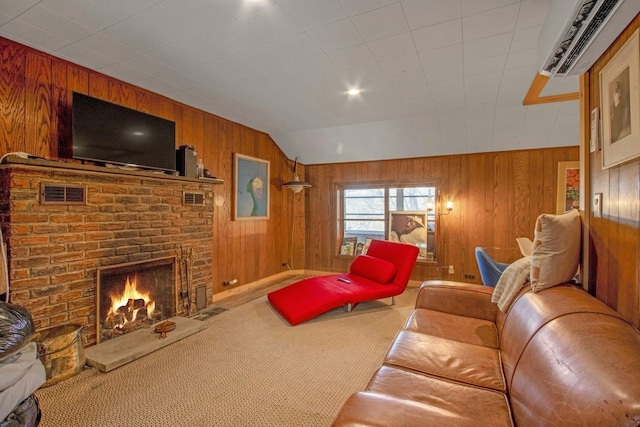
[333,280,640,426]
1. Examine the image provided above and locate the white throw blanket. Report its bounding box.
[491,256,531,312]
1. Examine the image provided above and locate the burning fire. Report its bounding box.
[106,275,155,329]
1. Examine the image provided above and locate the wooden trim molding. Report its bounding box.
[523,73,580,105]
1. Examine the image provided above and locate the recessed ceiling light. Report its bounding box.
[347,88,360,96]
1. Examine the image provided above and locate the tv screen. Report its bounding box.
[72,92,176,172]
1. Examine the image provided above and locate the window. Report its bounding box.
[338,184,437,261]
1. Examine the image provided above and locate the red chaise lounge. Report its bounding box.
[267,239,419,326]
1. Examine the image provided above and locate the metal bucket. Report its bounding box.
[34,323,86,387]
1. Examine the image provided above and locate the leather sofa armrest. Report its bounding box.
[415,280,497,322]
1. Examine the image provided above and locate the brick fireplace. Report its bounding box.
[0,158,219,347]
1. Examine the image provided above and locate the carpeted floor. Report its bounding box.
[35,288,418,427]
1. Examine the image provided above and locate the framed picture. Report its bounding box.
[556,161,580,213]
[388,211,427,258]
[363,238,373,254]
[340,237,357,256]
[600,29,640,169]
[233,153,270,220]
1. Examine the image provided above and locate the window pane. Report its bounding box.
[344,188,385,240]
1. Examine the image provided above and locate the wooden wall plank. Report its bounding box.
[25,52,51,157]
[0,39,26,153]
[50,59,69,159]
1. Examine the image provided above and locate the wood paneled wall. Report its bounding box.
[583,15,640,328]
[305,147,579,284]
[0,37,305,296]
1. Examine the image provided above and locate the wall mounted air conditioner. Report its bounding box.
[538,0,640,77]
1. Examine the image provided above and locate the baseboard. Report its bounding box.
[211,269,308,303]
[211,270,423,303]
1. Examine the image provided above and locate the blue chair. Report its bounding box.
[475,247,510,287]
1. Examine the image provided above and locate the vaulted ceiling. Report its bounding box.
[0,0,580,164]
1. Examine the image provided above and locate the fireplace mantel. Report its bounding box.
[0,155,224,185]
[0,157,218,346]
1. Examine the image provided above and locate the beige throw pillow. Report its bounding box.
[530,209,581,292]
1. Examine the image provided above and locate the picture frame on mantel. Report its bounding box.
[233,153,270,220]
[600,28,640,169]
[556,161,580,214]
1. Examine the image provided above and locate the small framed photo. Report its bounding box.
[363,238,373,254]
[388,211,427,258]
[600,29,640,169]
[233,153,270,220]
[340,237,357,256]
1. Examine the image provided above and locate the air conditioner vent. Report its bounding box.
[538,0,638,77]
[557,0,619,74]
[40,184,86,204]
[183,192,205,205]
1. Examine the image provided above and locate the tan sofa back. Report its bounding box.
[498,285,640,426]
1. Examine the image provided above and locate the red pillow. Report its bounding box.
[350,255,397,284]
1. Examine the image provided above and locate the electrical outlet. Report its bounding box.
[448,265,454,275]
[464,274,475,280]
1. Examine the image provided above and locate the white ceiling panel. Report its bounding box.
[350,3,408,42]
[412,19,462,52]
[402,0,461,30]
[462,4,519,42]
[0,0,583,164]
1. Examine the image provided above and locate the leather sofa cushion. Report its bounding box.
[384,330,506,392]
[404,308,499,348]
[365,366,513,426]
[333,390,513,427]
[349,255,396,284]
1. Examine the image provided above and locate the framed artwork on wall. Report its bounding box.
[556,161,580,214]
[233,153,270,220]
[388,211,427,259]
[600,28,640,169]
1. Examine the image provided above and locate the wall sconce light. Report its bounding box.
[283,157,311,194]
[438,192,453,216]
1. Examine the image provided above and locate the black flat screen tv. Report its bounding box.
[72,92,176,172]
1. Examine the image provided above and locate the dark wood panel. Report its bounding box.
[51,59,69,159]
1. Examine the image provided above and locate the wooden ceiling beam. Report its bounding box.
[523,72,580,105]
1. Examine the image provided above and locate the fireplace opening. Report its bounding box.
[96,257,177,343]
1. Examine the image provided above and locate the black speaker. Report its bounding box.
[176,145,197,178]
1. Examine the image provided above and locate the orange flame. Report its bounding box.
[107,275,155,327]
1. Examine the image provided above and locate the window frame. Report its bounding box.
[335,181,439,263]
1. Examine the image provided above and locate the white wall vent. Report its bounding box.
[539,0,640,77]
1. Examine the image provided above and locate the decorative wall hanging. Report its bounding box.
[600,29,640,169]
[233,153,270,220]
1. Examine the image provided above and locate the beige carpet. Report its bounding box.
[35,288,418,427]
